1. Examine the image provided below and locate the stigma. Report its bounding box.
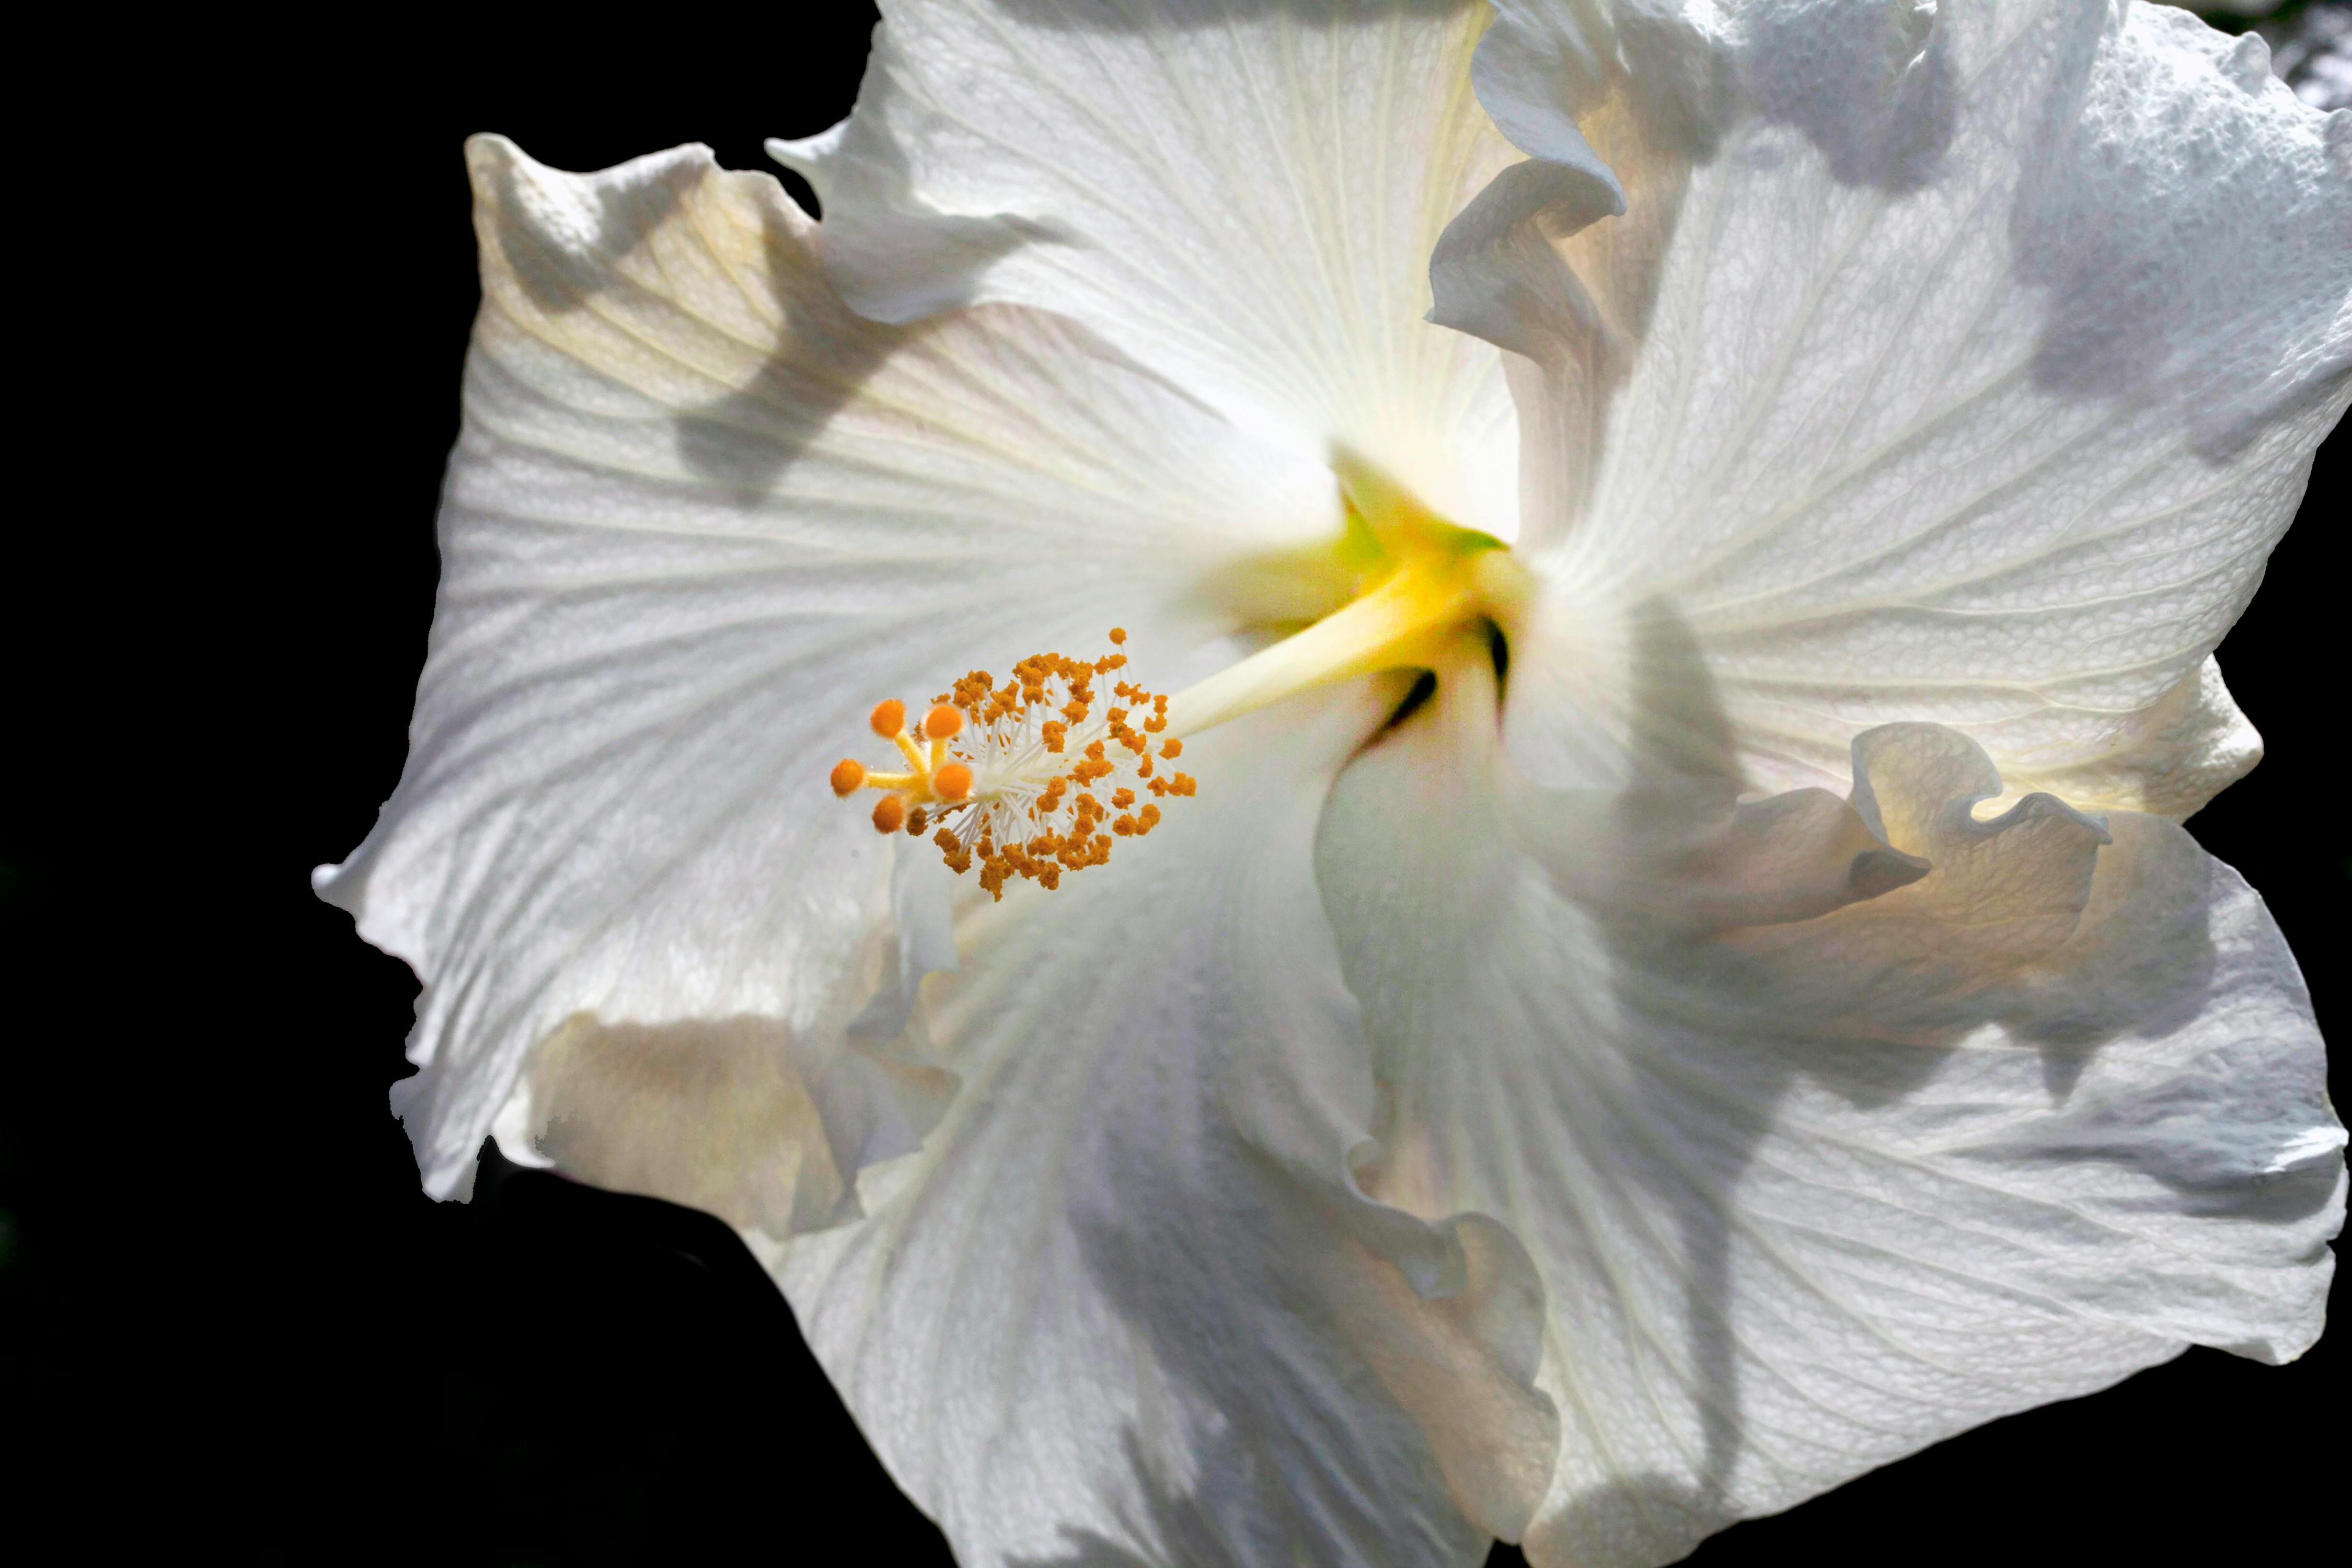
[832,631,1198,901]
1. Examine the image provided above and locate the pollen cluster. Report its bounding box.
[828,630,1198,900]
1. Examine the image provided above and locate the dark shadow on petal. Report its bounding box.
[671,199,904,498]
[1589,599,2242,1503]
[816,53,1071,325]
[1007,1119,1502,1566]
[1600,606,1813,1503]
[1002,1433,1248,1568]
[1745,0,1957,193]
[1622,605,1797,1497]
[1954,821,2334,1224]
[471,134,918,499]
[2004,1,2352,459]
[2006,814,2222,1096]
[1610,4,1736,163]
[670,332,895,498]
[476,135,694,315]
[1620,598,1743,793]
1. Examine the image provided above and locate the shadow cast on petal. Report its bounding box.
[478,135,694,315]
[1745,0,1958,193]
[1592,597,2233,1503]
[2003,1,2352,459]
[1002,1431,1249,1568]
[672,201,905,499]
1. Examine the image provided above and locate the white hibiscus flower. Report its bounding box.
[320,3,2348,1564]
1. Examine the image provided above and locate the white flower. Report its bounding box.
[319,3,2348,1564]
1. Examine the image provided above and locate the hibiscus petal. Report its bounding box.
[500,1011,955,1238]
[314,135,1342,1198]
[1459,0,2350,815]
[807,0,1525,538]
[770,688,1559,1567]
[1315,651,2342,1568]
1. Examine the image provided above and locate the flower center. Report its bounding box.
[830,456,1518,898]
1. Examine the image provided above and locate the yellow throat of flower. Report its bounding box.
[831,456,1520,900]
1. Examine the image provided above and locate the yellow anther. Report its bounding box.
[870,699,906,737]
[830,758,866,797]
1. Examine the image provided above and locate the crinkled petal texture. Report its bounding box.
[792,0,1525,538]
[773,690,1560,1568]
[1316,649,2343,1568]
[315,136,1345,1198]
[1449,0,2351,816]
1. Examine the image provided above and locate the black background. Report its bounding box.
[11,7,2339,1563]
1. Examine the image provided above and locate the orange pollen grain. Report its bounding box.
[841,629,1196,901]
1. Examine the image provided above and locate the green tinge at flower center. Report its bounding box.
[1164,452,1519,739]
